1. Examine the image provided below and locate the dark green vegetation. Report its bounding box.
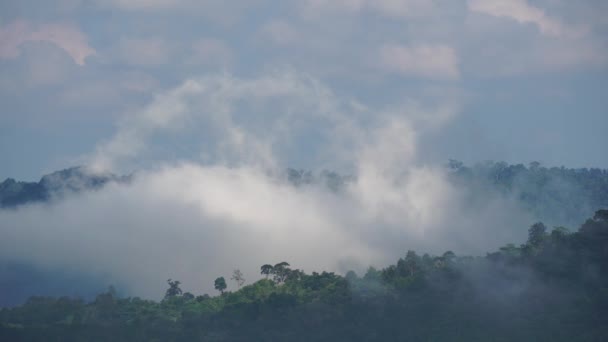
[0,167,128,208]
[1,210,607,341]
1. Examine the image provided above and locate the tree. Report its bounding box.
[345,270,358,282]
[404,250,420,277]
[442,251,456,261]
[363,266,381,281]
[274,261,290,268]
[164,279,182,299]
[272,262,291,283]
[593,209,608,222]
[260,264,274,279]
[528,222,547,247]
[529,161,541,170]
[550,226,570,242]
[214,277,227,294]
[231,269,245,289]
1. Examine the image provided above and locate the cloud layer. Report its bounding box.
[0,71,535,298]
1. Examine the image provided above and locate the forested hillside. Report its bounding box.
[0,167,127,208]
[2,162,607,309]
[2,210,607,341]
[3,163,607,227]
[447,161,608,227]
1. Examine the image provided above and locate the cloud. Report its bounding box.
[0,70,536,299]
[89,70,361,172]
[93,0,254,26]
[379,44,460,80]
[467,0,583,38]
[0,19,95,66]
[0,164,379,298]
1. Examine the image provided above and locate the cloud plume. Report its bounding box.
[0,70,533,298]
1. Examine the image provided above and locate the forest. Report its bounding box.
[4,161,606,226]
[1,209,607,341]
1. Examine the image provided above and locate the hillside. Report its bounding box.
[1,210,607,341]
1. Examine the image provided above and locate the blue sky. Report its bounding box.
[1,0,607,180]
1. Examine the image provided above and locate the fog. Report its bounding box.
[0,70,535,298]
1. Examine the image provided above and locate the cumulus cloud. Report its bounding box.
[379,44,460,80]
[467,0,584,38]
[0,70,534,298]
[0,19,95,66]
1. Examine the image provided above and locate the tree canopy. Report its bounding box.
[1,210,607,341]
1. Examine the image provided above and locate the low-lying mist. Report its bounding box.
[0,70,537,300]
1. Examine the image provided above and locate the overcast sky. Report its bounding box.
[1,0,607,180]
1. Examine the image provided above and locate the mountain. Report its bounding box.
[0,167,129,209]
[3,162,607,226]
[447,160,608,227]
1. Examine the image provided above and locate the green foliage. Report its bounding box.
[260,264,273,278]
[214,277,227,295]
[164,279,182,299]
[1,210,608,341]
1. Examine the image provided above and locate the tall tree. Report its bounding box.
[272,262,291,283]
[528,222,547,247]
[214,277,227,295]
[164,279,182,299]
[260,264,274,279]
[231,269,245,288]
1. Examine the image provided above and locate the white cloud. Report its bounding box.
[0,70,538,299]
[0,19,95,66]
[379,44,460,80]
[467,0,583,38]
[0,164,377,298]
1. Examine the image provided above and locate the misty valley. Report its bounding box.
[1,162,607,341]
[2,1,608,340]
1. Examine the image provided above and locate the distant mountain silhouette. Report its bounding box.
[2,162,607,227]
[0,167,129,208]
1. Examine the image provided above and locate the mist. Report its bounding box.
[0,70,540,299]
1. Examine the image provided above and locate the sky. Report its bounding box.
[0,0,607,181]
[0,0,607,298]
